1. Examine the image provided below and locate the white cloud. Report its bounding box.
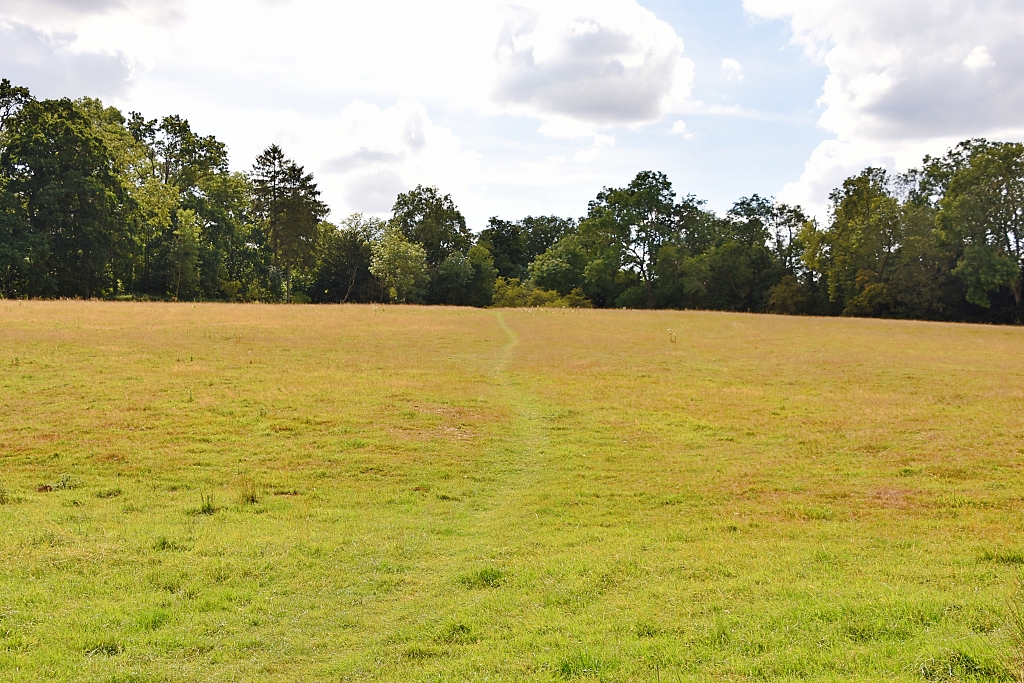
[0,20,131,98]
[344,170,408,214]
[0,0,698,225]
[963,45,994,71]
[744,0,1024,218]
[305,99,480,218]
[721,58,743,81]
[492,0,695,126]
[670,120,694,139]
[573,133,616,163]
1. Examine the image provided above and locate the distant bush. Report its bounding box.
[491,277,592,308]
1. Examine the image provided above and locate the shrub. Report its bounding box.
[492,277,592,308]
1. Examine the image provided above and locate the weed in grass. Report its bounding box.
[36,474,80,493]
[95,488,122,499]
[981,550,1024,566]
[459,567,504,589]
[238,479,259,506]
[1007,580,1024,683]
[105,674,147,683]
[918,649,1009,681]
[788,505,834,521]
[85,640,122,657]
[191,493,217,516]
[635,621,661,638]
[137,608,169,631]
[436,622,477,645]
[153,536,185,552]
[557,651,617,679]
[402,645,440,660]
[0,483,7,505]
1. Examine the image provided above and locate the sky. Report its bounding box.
[1,0,1022,229]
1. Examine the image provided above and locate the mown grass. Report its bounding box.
[1,300,1023,682]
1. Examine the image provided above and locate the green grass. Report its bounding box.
[1,301,1024,681]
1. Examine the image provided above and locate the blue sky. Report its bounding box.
[428,1,831,220]
[1,0,1021,227]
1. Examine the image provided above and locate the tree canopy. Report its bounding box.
[0,80,1021,324]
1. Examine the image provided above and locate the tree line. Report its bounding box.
[1,80,1022,323]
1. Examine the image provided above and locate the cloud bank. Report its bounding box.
[0,20,130,98]
[492,1,693,127]
[0,0,697,223]
[745,0,1024,217]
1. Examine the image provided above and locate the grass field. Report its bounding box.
[1,301,1023,682]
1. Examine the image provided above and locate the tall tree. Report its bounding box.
[391,185,470,269]
[0,79,33,137]
[1,98,125,298]
[521,215,576,262]
[310,214,381,303]
[580,171,679,308]
[936,141,1024,312]
[479,215,576,281]
[369,225,430,303]
[251,145,328,301]
[0,81,41,297]
[169,208,202,300]
[805,168,903,316]
[478,218,528,279]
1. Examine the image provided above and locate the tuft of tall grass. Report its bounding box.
[1008,580,1024,683]
[918,649,1006,681]
[54,473,80,491]
[238,478,259,506]
[192,493,217,516]
[0,483,8,505]
[459,567,504,589]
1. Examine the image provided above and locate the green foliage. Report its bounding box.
[391,185,470,269]
[479,215,575,280]
[1,97,125,298]
[529,235,591,296]
[938,141,1024,308]
[1,77,1022,323]
[491,277,592,308]
[478,217,528,279]
[369,225,430,303]
[251,144,328,302]
[459,567,504,589]
[582,170,678,308]
[168,209,201,300]
[309,215,380,303]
